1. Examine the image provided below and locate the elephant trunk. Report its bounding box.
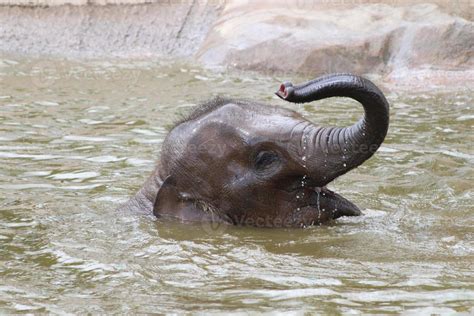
[276,74,390,186]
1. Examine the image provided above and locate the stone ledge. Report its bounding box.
[0,0,472,89]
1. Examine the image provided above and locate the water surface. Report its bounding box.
[0,57,473,314]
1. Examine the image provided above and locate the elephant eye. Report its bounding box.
[255,151,279,170]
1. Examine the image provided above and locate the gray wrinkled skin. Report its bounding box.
[121,74,390,228]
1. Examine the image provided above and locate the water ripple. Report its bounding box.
[0,57,472,314]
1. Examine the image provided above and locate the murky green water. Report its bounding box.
[0,57,473,314]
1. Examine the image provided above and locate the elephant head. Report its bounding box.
[132,74,389,228]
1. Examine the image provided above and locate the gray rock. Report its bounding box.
[0,0,472,88]
[0,2,221,58]
[197,1,473,81]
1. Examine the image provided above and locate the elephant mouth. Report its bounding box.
[312,187,361,218]
[291,186,361,227]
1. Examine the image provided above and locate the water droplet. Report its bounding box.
[316,191,321,213]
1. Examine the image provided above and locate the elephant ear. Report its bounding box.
[153,176,205,222]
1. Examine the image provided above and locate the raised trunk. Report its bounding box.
[276,74,390,186]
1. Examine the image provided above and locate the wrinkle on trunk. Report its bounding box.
[277,74,390,186]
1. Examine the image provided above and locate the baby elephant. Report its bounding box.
[122,74,390,228]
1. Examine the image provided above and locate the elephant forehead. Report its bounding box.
[200,107,302,137]
[166,102,307,164]
[181,122,246,158]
